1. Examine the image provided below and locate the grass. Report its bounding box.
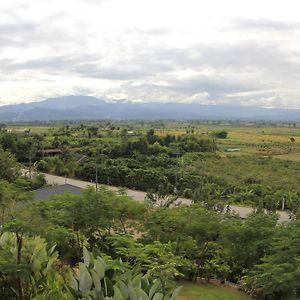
[176,281,250,300]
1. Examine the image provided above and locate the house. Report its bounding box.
[34,184,83,200]
[38,149,62,156]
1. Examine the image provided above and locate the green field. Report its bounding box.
[177,282,250,300]
[11,122,300,160]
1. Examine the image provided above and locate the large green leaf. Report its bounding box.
[83,246,91,267]
[132,274,143,288]
[94,257,106,279]
[91,269,101,292]
[113,286,124,300]
[79,269,93,292]
[118,280,129,299]
[149,280,160,299]
[152,293,164,300]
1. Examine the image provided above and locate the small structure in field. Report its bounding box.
[225,148,241,152]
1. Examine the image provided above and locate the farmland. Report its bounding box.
[8,121,300,158]
[3,121,300,211]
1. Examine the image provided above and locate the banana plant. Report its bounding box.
[0,231,64,300]
[66,247,182,300]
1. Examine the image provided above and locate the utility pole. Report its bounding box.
[282,196,286,211]
[29,151,32,180]
[95,147,105,191]
[95,161,98,192]
[42,143,44,160]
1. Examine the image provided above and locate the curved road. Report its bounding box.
[39,172,290,222]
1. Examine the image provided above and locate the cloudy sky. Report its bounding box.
[1,0,300,107]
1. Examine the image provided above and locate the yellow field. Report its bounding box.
[154,124,300,162]
[228,130,297,144]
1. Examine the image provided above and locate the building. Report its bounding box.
[34,184,83,200]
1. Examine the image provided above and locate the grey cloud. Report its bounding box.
[117,80,280,107]
[135,28,172,37]
[1,6,300,108]
[231,18,298,31]
[132,73,266,105]
[0,22,37,34]
[224,92,284,108]
[197,44,291,75]
[144,42,282,81]
[73,61,154,80]
[0,55,99,75]
[0,21,39,46]
[0,57,70,72]
[167,76,260,96]
[73,52,176,80]
[18,57,77,70]
[155,42,300,82]
[2,36,297,94]
[2,39,295,103]
[0,12,84,50]
[75,65,151,80]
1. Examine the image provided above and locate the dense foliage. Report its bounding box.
[0,122,299,299]
[1,123,300,214]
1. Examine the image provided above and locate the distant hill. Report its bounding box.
[0,96,299,122]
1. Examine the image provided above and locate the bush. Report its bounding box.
[212,130,228,139]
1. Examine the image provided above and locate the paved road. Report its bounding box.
[38,172,290,222]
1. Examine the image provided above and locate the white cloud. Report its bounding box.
[1,0,300,107]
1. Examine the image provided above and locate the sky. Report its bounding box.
[1,0,300,108]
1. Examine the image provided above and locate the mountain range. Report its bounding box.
[0,96,299,122]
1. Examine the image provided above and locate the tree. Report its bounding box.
[34,188,146,248]
[212,130,228,139]
[243,220,300,299]
[146,129,157,144]
[87,125,99,138]
[0,181,32,227]
[0,149,20,182]
[143,205,222,281]
[107,235,189,285]
[0,132,17,153]
[220,213,277,283]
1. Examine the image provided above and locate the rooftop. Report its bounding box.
[34,184,83,200]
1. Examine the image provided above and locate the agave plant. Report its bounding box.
[66,247,181,300]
